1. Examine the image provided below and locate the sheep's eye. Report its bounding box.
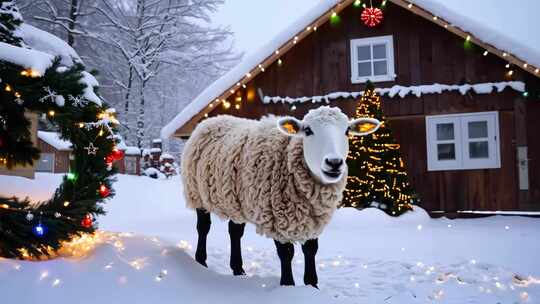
[304,126,314,136]
[345,127,350,136]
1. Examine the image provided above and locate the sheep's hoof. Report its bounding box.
[195,258,208,268]
[280,279,295,286]
[233,268,246,276]
[308,284,319,289]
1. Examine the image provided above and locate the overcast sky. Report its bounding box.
[212,0,540,55]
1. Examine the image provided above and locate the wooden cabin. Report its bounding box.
[162,0,540,214]
[36,131,72,173]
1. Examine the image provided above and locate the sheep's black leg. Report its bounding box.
[302,238,319,288]
[195,208,211,267]
[228,220,246,276]
[274,240,295,286]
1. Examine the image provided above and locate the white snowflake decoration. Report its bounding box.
[68,95,88,107]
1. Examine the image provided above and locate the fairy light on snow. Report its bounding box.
[129,258,147,270]
[52,279,61,287]
[177,240,192,251]
[505,225,510,230]
[40,271,49,280]
[417,224,423,230]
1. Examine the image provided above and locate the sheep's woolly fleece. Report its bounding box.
[181,110,347,243]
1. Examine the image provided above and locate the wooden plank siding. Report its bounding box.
[37,140,70,173]
[204,2,540,211]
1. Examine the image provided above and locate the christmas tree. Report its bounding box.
[0,0,119,259]
[343,82,417,216]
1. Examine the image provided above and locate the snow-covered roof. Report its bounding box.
[161,0,540,138]
[37,131,72,151]
[160,153,174,160]
[124,147,141,156]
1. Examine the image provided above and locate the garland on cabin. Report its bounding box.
[0,0,120,259]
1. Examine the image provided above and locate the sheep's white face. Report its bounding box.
[277,106,381,184]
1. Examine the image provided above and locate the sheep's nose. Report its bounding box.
[325,158,343,170]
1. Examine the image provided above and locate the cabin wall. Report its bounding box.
[207,2,540,211]
[37,140,71,173]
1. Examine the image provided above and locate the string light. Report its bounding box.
[20,69,40,78]
[48,110,55,117]
[5,84,12,92]
[483,50,488,56]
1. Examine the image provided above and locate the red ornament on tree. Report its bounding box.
[361,7,383,27]
[110,148,124,161]
[81,214,93,228]
[99,184,110,198]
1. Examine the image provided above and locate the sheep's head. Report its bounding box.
[277,106,381,184]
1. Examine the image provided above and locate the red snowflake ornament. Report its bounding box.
[361,7,384,27]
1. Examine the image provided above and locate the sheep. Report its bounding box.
[181,106,381,287]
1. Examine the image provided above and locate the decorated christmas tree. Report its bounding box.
[343,82,417,216]
[0,0,121,259]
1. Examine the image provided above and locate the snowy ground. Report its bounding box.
[1,173,539,304]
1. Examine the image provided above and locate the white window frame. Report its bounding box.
[350,35,396,84]
[426,111,501,171]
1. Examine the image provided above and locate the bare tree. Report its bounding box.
[95,0,236,147]
[18,0,96,46]
[18,0,239,147]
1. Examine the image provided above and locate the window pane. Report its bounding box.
[468,121,488,138]
[373,60,388,76]
[358,62,372,77]
[437,144,456,160]
[36,153,54,172]
[373,44,386,59]
[436,123,454,140]
[469,141,489,159]
[357,46,371,61]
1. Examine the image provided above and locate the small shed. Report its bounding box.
[36,131,72,173]
[121,146,142,175]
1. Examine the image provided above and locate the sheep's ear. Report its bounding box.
[277,117,303,137]
[349,117,381,136]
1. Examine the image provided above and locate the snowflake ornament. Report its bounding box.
[361,7,384,27]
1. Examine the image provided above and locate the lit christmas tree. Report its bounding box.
[343,82,417,216]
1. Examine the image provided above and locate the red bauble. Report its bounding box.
[361,7,383,27]
[111,148,124,161]
[105,155,115,165]
[99,184,111,198]
[81,214,93,228]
